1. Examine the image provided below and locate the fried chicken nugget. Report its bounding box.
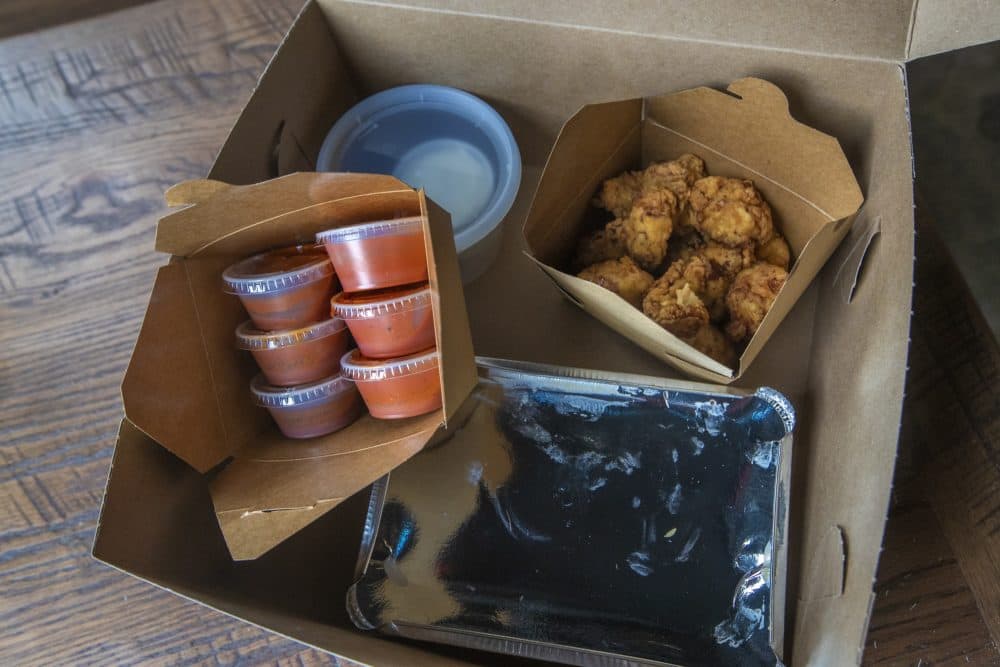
[640,153,707,203]
[757,233,791,270]
[724,263,789,343]
[642,259,710,337]
[619,189,678,272]
[593,170,643,218]
[667,226,706,265]
[687,176,774,247]
[698,243,757,321]
[577,256,655,308]
[573,221,628,268]
[683,324,738,368]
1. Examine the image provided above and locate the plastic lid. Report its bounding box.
[315,216,423,245]
[340,347,439,382]
[315,85,521,255]
[250,372,356,408]
[331,283,432,320]
[222,245,333,296]
[236,317,347,351]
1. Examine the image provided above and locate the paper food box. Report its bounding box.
[523,78,864,383]
[120,172,476,560]
[93,0,999,665]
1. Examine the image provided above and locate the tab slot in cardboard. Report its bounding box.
[523,78,864,382]
[124,173,477,559]
[834,215,882,304]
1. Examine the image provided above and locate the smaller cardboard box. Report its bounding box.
[524,78,864,383]
[121,172,477,560]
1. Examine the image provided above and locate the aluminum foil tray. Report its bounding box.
[348,358,795,666]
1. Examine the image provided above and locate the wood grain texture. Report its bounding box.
[0,0,997,665]
[0,0,154,39]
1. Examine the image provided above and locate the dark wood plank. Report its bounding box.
[0,0,155,39]
[0,1,337,664]
[0,1,998,665]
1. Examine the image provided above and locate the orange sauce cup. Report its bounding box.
[251,373,364,439]
[236,318,351,387]
[340,348,442,419]
[223,245,338,330]
[316,217,428,292]
[331,283,435,359]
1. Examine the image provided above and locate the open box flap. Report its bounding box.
[210,414,439,560]
[644,79,863,225]
[352,0,915,60]
[157,172,410,255]
[335,0,999,61]
[120,260,232,473]
[908,0,1000,60]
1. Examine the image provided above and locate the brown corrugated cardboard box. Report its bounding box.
[93,1,1000,664]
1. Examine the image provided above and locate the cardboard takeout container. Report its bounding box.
[93,1,999,665]
[119,172,476,560]
[524,78,864,383]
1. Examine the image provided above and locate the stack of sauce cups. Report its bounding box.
[317,216,443,419]
[223,244,364,438]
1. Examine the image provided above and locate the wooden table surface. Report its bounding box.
[1,1,998,664]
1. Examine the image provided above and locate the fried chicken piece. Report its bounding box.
[642,260,710,337]
[683,324,738,368]
[757,233,791,270]
[724,263,789,343]
[687,176,774,247]
[573,221,628,268]
[698,243,757,321]
[640,153,707,204]
[618,189,678,272]
[654,245,753,322]
[593,170,644,218]
[577,256,655,308]
[666,225,706,265]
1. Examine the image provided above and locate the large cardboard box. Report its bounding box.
[93,1,1000,665]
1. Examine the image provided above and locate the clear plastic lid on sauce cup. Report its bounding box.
[316,217,428,292]
[251,372,364,439]
[223,245,338,330]
[340,348,442,420]
[236,318,351,387]
[332,283,435,359]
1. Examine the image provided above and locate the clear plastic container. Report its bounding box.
[316,217,427,292]
[236,318,352,387]
[331,283,435,359]
[340,348,442,420]
[315,85,522,284]
[223,245,338,330]
[250,373,364,439]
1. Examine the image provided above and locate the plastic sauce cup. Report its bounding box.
[340,348,442,419]
[236,318,352,387]
[251,373,364,439]
[223,245,338,330]
[316,217,428,292]
[331,283,435,359]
